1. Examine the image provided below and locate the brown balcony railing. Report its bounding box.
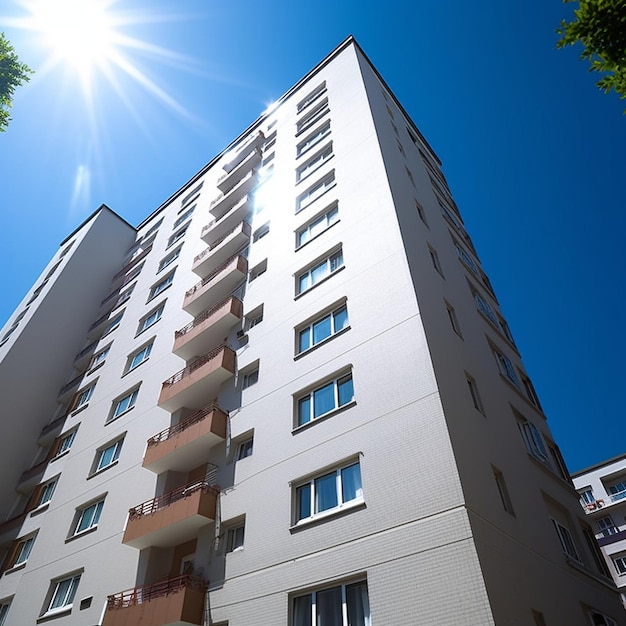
[147,404,221,447]
[185,255,242,298]
[161,344,229,388]
[19,459,48,483]
[39,415,66,438]
[217,147,261,184]
[193,221,249,265]
[175,298,238,338]
[106,574,208,610]
[128,481,219,519]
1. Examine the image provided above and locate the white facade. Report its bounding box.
[0,37,623,626]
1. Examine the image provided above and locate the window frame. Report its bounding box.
[292,580,370,626]
[519,419,550,463]
[149,270,175,301]
[157,245,182,273]
[173,205,195,229]
[43,573,81,616]
[296,202,339,249]
[296,81,327,113]
[71,498,105,537]
[295,371,355,427]
[296,171,335,213]
[36,476,59,509]
[296,142,333,183]
[226,523,245,553]
[296,302,349,355]
[493,348,520,388]
[296,97,329,135]
[297,120,331,158]
[88,345,110,371]
[92,437,124,475]
[296,248,344,296]
[12,534,36,568]
[108,387,139,423]
[551,518,581,562]
[53,428,77,458]
[72,382,96,412]
[126,340,154,373]
[138,302,165,334]
[102,310,124,337]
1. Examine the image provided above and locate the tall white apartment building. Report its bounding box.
[0,37,622,626]
[573,455,626,609]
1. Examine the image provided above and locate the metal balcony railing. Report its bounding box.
[175,297,238,338]
[161,344,229,388]
[185,255,243,298]
[147,404,221,446]
[106,574,208,609]
[128,481,219,519]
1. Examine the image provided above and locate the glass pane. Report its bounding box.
[310,260,329,286]
[313,382,335,418]
[316,587,342,626]
[298,396,311,425]
[309,214,326,239]
[293,595,312,626]
[346,582,370,626]
[98,445,115,470]
[329,251,343,272]
[299,274,310,293]
[333,307,348,332]
[77,504,96,532]
[341,463,362,502]
[337,376,354,407]
[315,472,338,513]
[297,484,311,521]
[299,327,311,352]
[312,315,331,345]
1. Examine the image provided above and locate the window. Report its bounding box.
[293,580,370,626]
[522,375,542,409]
[428,244,443,275]
[113,284,134,309]
[93,438,124,473]
[37,477,58,508]
[590,611,618,626]
[158,246,182,272]
[493,466,515,515]
[296,171,335,213]
[474,289,499,326]
[296,203,339,248]
[295,460,363,524]
[249,259,267,282]
[598,516,619,536]
[149,271,175,300]
[298,304,348,354]
[297,249,343,295]
[72,499,104,535]
[532,610,547,626]
[245,305,264,330]
[466,375,484,413]
[583,527,612,577]
[551,519,580,561]
[181,182,203,207]
[415,199,427,225]
[242,367,259,389]
[54,429,77,458]
[519,419,550,463]
[174,205,195,228]
[253,222,270,242]
[445,301,462,337]
[579,489,595,505]
[127,341,153,372]
[237,437,253,460]
[0,601,10,626]
[109,388,139,422]
[45,573,81,614]
[102,310,124,336]
[614,555,626,575]
[122,261,144,286]
[167,226,188,249]
[89,346,110,370]
[141,217,163,239]
[456,243,480,276]
[297,121,331,157]
[296,98,329,135]
[296,143,333,182]
[226,523,245,552]
[138,303,165,333]
[608,481,626,501]
[297,373,354,426]
[13,535,35,567]
[297,81,326,113]
[494,348,520,387]
[405,166,415,187]
[72,383,95,411]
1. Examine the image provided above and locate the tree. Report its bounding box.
[557,0,626,109]
[0,32,33,132]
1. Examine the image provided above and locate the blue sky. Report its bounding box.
[1,0,624,473]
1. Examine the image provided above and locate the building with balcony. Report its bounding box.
[0,36,623,626]
[573,454,626,609]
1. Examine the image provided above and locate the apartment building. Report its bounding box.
[573,455,626,610]
[0,36,622,626]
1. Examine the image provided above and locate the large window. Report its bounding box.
[72,499,104,536]
[518,419,550,463]
[297,249,343,295]
[297,373,354,426]
[295,460,362,524]
[298,304,348,354]
[493,348,520,387]
[296,204,339,248]
[293,580,370,626]
[551,519,580,561]
[45,574,81,614]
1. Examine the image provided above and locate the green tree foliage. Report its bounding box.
[0,32,33,131]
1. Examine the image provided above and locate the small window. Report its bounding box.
[158,246,182,272]
[44,573,81,615]
[109,388,139,422]
[126,341,153,372]
[36,477,58,508]
[297,303,348,354]
[297,81,326,113]
[93,437,124,474]
[493,348,520,387]
[294,460,363,524]
[518,418,549,463]
[297,120,331,157]
[522,375,542,409]
[405,167,415,187]
[72,383,96,412]
[226,523,245,552]
[296,203,339,248]
[589,611,618,626]
[113,284,134,310]
[427,245,443,276]
[532,610,547,626]
[579,488,595,506]
[122,261,144,286]
[445,301,462,337]
[12,535,35,567]
[613,555,626,576]
[296,171,335,213]
[174,205,195,228]
[296,98,329,135]
[293,580,370,626]
[237,437,253,460]
[72,499,104,536]
[597,516,619,536]
[0,601,10,625]
[54,429,77,458]
[296,248,343,295]
[245,305,264,330]
[249,259,267,282]
[492,466,515,515]
[138,303,165,334]
[296,372,354,427]
[415,199,427,225]
[149,271,175,300]
[242,367,259,390]
[141,217,163,239]
[551,519,580,561]
[102,311,124,336]
[88,346,110,371]
[456,243,480,276]
[167,226,188,249]
[181,182,203,207]
[296,143,333,182]
[253,223,270,242]
[466,374,484,413]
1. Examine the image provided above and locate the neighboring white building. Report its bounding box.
[573,455,626,609]
[0,36,623,626]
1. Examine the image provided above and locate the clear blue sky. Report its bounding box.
[1,0,624,473]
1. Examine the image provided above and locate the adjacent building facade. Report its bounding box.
[0,37,622,626]
[574,455,626,610]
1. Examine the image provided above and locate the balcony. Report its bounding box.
[183,255,247,317]
[103,575,208,626]
[217,147,262,192]
[209,169,259,220]
[174,297,243,361]
[192,221,251,276]
[73,340,98,370]
[158,345,236,412]
[598,527,626,547]
[57,374,84,400]
[123,481,219,549]
[143,405,227,474]
[201,195,253,245]
[222,130,264,173]
[38,415,66,445]
[16,458,48,493]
